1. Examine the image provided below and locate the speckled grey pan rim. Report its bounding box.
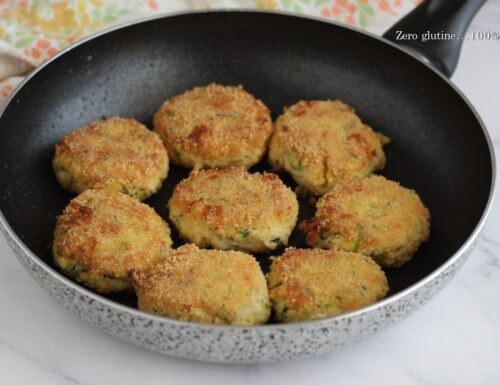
[0,10,496,364]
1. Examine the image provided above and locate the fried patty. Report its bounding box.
[153,84,273,169]
[53,189,172,293]
[53,117,168,201]
[268,100,388,196]
[267,248,389,322]
[131,244,270,325]
[300,175,430,267]
[168,167,298,253]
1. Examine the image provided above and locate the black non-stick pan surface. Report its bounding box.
[0,11,492,309]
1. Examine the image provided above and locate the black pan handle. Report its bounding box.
[382,0,487,77]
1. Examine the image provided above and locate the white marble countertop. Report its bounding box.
[1,2,500,384]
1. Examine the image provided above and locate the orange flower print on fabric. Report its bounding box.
[147,0,159,11]
[0,83,13,98]
[268,0,424,32]
[22,37,59,63]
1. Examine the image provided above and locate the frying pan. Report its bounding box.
[0,0,494,363]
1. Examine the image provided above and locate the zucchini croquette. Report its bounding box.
[267,248,389,322]
[131,244,270,325]
[268,100,388,196]
[53,189,172,293]
[53,117,168,200]
[301,175,430,267]
[168,167,298,253]
[153,84,273,169]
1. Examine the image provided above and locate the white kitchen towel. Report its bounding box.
[0,0,421,105]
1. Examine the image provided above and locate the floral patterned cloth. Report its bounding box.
[0,0,422,104]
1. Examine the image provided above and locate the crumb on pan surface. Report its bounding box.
[131,244,271,325]
[300,175,430,267]
[53,117,168,200]
[153,83,273,169]
[267,248,389,323]
[268,100,389,196]
[53,189,172,294]
[168,166,299,253]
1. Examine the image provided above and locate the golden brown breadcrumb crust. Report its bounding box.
[53,189,172,293]
[168,167,298,252]
[267,248,389,322]
[153,84,273,169]
[268,100,388,196]
[300,175,430,267]
[131,244,270,325]
[53,117,168,200]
